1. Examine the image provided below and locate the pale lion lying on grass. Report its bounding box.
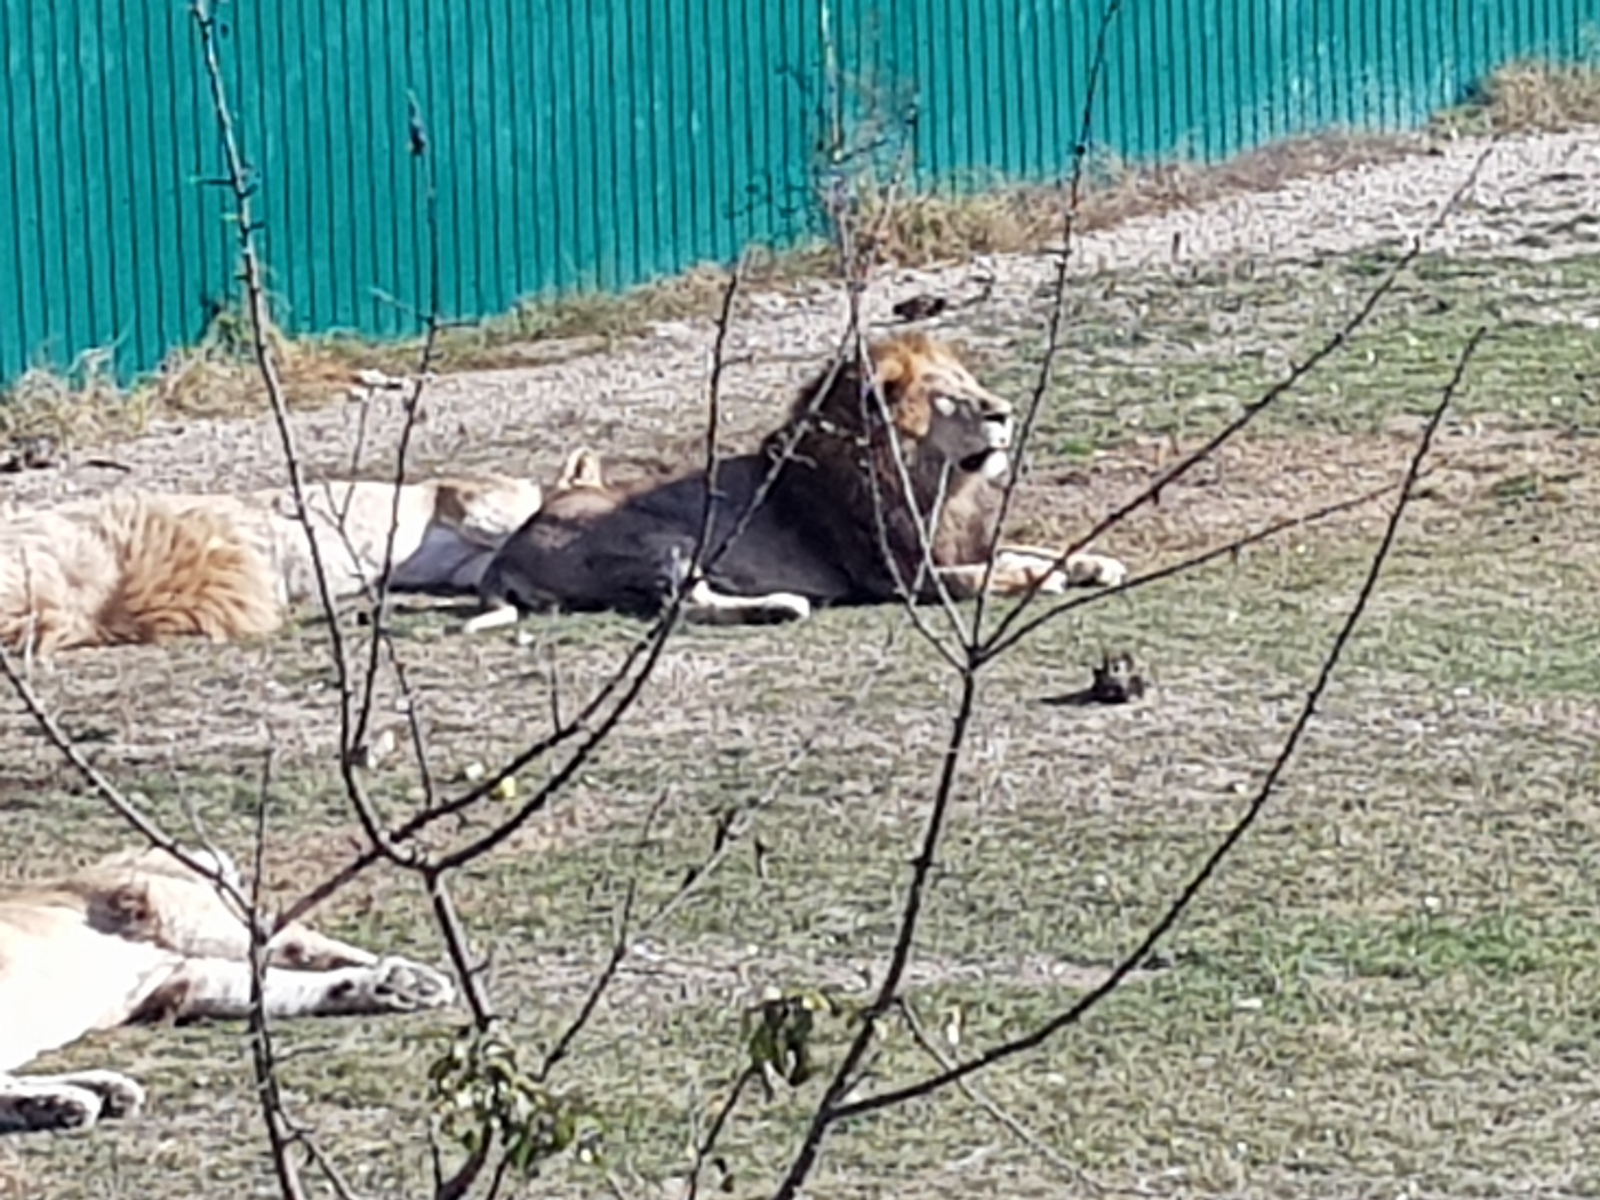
[0,471,546,655]
[467,333,1128,631]
[0,845,456,1136]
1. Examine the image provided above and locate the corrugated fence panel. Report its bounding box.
[2,0,1598,387]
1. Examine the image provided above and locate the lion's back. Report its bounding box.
[480,455,859,610]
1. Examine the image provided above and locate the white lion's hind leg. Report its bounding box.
[147,955,456,1023]
[0,1070,145,1135]
[683,580,811,626]
[460,601,521,635]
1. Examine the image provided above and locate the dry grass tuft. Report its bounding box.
[0,304,362,450]
[0,349,144,446]
[857,130,1422,267]
[1455,55,1600,133]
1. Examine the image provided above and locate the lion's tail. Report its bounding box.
[93,494,282,648]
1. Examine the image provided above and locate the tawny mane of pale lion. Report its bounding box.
[0,492,282,655]
[756,332,1008,598]
[0,472,547,655]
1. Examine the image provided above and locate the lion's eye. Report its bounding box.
[933,395,957,417]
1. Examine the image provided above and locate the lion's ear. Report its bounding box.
[869,347,916,415]
[874,352,908,389]
[557,447,606,491]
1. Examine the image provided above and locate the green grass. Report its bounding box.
[4,237,1599,1198]
[975,250,1600,458]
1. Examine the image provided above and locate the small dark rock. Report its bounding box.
[1039,650,1148,708]
[891,293,949,323]
[0,434,60,473]
[1089,650,1147,704]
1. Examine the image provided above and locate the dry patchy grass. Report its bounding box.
[2,229,1599,1197]
[1448,55,1600,134]
[859,55,1600,267]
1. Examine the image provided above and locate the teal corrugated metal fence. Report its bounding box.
[1,1,1595,387]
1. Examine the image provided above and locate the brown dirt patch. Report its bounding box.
[1009,423,1600,563]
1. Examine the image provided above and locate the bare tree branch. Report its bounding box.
[969,0,1127,638]
[244,747,311,1200]
[987,476,1415,659]
[894,998,1106,1192]
[978,126,1509,654]
[682,1068,758,1200]
[817,324,1489,1132]
[764,6,1127,1191]
[537,636,908,1082]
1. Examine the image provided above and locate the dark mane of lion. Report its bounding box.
[756,335,1002,600]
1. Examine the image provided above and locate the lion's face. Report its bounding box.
[921,375,1015,481]
[873,336,1015,482]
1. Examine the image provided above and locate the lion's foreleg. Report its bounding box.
[682,579,812,626]
[265,923,384,971]
[941,545,1128,597]
[461,601,521,635]
[129,955,456,1025]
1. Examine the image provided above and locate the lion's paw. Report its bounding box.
[53,1071,147,1121]
[368,956,458,1013]
[1,1084,102,1135]
[684,582,812,626]
[1062,553,1127,589]
[749,592,812,624]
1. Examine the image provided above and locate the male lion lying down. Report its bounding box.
[0,845,456,1136]
[466,333,1128,631]
[0,471,546,654]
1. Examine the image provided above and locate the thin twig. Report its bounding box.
[988,476,1413,659]
[422,869,496,1026]
[0,647,261,921]
[187,0,358,743]
[689,254,746,583]
[537,642,907,1080]
[895,998,1103,1191]
[294,1135,367,1200]
[352,94,452,762]
[534,792,667,1082]
[969,0,1127,646]
[682,1068,757,1200]
[243,745,311,1200]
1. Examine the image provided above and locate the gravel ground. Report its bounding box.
[3,124,1598,510]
